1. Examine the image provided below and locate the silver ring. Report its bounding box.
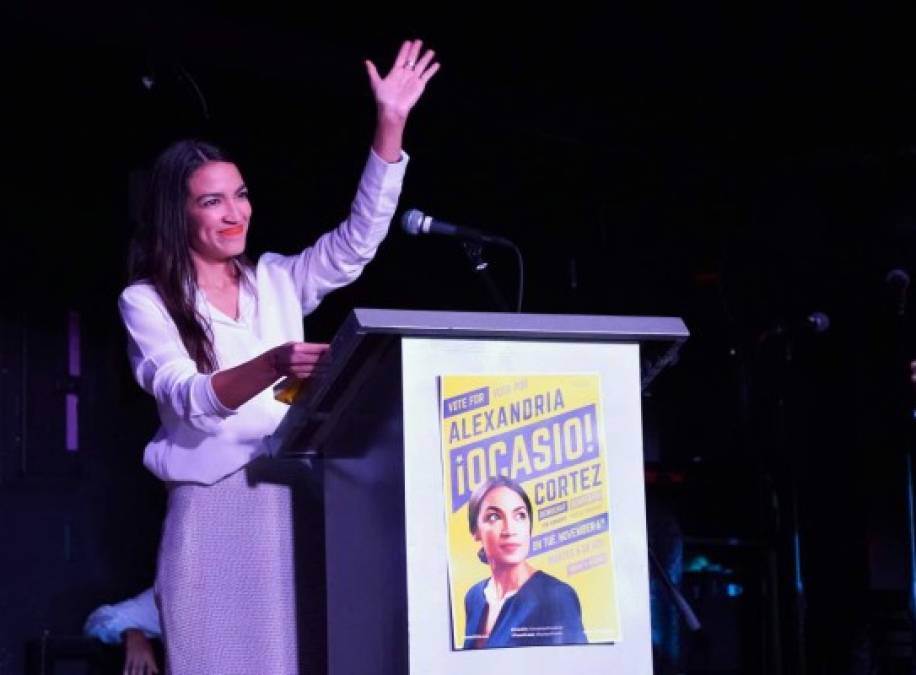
[404,60,416,69]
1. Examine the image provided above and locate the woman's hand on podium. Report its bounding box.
[211,342,330,410]
[267,342,331,380]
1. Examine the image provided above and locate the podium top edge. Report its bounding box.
[348,308,689,342]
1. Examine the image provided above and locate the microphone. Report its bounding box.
[886,268,910,317]
[803,311,831,334]
[758,312,831,344]
[401,209,514,247]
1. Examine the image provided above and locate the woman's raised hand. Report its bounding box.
[365,39,440,122]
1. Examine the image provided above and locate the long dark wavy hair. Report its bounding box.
[127,139,246,373]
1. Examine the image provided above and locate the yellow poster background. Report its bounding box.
[440,374,621,649]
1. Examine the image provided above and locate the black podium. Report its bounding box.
[270,308,687,675]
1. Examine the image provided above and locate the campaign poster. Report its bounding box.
[440,374,621,650]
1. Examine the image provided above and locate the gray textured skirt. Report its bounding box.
[156,461,298,675]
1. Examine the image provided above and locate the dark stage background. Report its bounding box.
[4,4,916,674]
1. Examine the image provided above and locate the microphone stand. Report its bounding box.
[906,417,916,675]
[889,294,916,671]
[759,326,808,675]
[649,546,702,632]
[461,241,515,312]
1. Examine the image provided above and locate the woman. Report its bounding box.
[119,40,438,674]
[463,476,588,649]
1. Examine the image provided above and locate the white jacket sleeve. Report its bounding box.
[119,285,237,433]
[83,587,161,644]
[269,149,408,315]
